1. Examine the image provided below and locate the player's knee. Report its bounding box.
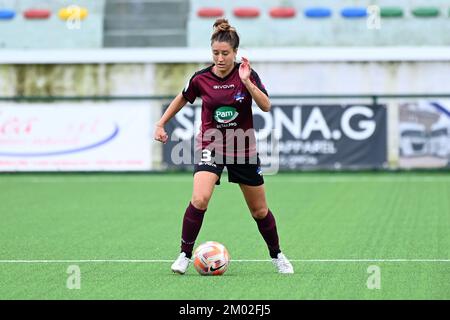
[191,195,210,211]
[251,207,268,220]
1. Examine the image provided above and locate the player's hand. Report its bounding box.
[239,56,251,83]
[154,124,168,144]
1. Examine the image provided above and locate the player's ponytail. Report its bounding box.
[211,18,240,50]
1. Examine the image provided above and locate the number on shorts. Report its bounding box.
[201,149,212,162]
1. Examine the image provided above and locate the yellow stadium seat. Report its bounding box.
[58,6,88,21]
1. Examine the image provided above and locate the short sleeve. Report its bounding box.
[250,69,269,97]
[182,73,199,104]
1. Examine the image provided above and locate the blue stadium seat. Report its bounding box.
[304,7,332,18]
[341,7,367,19]
[0,9,15,20]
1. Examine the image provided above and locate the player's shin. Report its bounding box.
[254,209,281,258]
[180,202,207,258]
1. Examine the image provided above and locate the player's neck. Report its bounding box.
[212,64,235,78]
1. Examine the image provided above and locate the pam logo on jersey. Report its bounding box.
[214,106,238,124]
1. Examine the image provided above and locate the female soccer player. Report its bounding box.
[154,18,293,274]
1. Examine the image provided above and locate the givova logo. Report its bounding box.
[213,84,235,90]
[214,106,238,124]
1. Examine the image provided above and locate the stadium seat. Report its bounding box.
[304,7,332,18]
[380,7,404,18]
[0,9,15,20]
[233,7,260,18]
[24,9,51,20]
[186,0,450,47]
[269,7,296,19]
[197,7,224,18]
[0,0,104,49]
[58,7,89,21]
[340,7,367,19]
[412,7,440,18]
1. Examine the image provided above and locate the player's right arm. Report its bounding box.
[154,93,188,144]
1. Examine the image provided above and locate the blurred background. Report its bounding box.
[1,0,450,172]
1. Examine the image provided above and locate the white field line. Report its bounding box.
[1,177,450,184]
[0,259,449,264]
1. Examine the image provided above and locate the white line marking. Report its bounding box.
[1,177,450,184]
[0,259,449,264]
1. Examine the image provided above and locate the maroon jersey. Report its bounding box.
[182,63,268,159]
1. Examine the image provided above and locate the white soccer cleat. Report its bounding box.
[171,252,191,274]
[272,253,294,274]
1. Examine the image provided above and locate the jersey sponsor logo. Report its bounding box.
[213,84,235,90]
[214,106,239,124]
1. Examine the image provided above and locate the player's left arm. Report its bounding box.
[239,57,271,112]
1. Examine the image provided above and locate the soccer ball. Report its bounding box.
[193,241,230,276]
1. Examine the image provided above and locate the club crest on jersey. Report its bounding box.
[234,91,245,103]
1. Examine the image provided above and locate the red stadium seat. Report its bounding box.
[233,7,260,18]
[269,7,296,18]
[24,9,51,19]
[197,7,224,18]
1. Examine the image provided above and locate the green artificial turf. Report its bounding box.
[0,172,449,299]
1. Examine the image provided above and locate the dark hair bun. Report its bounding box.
[211,18,239,49]
[213,18,231,32]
